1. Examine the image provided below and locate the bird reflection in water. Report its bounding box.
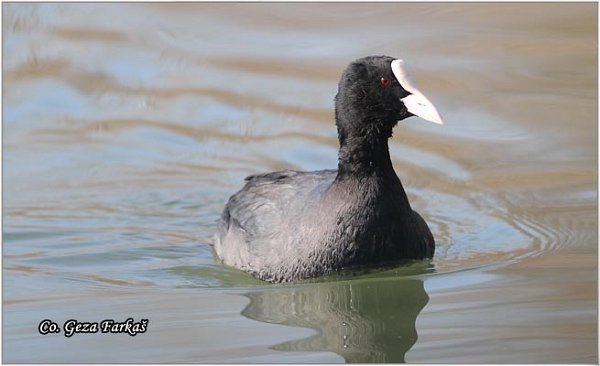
[242,272,430,363]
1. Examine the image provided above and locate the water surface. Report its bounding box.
[3,3,597,363]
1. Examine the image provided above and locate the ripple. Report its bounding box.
[50,26,129,42]
[2,3,597,364]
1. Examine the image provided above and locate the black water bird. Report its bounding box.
[215,55,443,283]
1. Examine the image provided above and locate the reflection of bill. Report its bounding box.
[242,276,429,362]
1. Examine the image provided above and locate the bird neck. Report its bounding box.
[333,112,411,210]
[337,135,395,177]
[331,132,412,212]
[334,107,396,178]
[332,108,411,211]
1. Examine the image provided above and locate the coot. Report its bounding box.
[215,55,443,283]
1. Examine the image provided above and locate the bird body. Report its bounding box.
[215,56,442,283]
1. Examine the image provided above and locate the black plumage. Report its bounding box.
[215,55,440,283]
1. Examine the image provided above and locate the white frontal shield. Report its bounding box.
[391,59,443,125]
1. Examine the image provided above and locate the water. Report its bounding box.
[3,3,597,363]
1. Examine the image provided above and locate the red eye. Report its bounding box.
[380,77,391,87]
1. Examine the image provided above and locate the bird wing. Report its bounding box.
[215,169,336,271]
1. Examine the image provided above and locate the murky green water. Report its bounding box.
[3,3,597,363]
